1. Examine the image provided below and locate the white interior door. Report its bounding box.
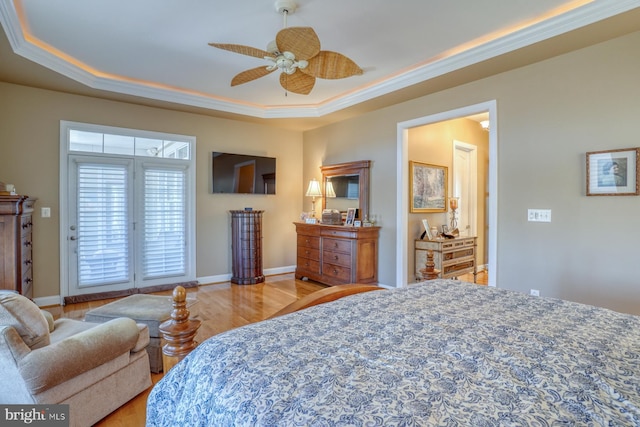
[453,140,477,237]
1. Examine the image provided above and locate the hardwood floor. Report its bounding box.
[50,271,488,426]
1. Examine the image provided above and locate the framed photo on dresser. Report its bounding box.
[345,208,356,225]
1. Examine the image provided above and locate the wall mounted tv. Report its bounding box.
[212,152,276,194]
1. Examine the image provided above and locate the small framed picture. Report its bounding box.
[345,208,356,225]
[422,219,432,240]
[441,225,449,234]
[586,147,639,196]
[354,220,362,227]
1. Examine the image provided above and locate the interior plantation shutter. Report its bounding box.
[142,165,187,279]
[77,163,130,286]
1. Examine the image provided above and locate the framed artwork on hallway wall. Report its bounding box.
[410,161,447,212]
[586,147,639,196]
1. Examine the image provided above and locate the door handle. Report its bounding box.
[69,236,77,241]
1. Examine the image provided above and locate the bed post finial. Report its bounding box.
[159,285,201,372]
[420,249,440,280]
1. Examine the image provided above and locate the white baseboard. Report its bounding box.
[195,265,296,286]
[35,295,63,308]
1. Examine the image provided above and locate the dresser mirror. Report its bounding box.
[321,160,370,221]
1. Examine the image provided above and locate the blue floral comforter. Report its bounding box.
[147,280,640,426]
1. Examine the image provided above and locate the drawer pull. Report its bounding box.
[333,269,338,274]
[25,278,32,284]
[22,222,32,229]
[334,242,339,248]
[24,241,32,247]
[305,239,310,243]
[24,260,32,266]
[305,250,310,255]
[334,255,339,260]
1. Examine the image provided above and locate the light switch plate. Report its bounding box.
[528,209,551,222]
[41,207,51,218]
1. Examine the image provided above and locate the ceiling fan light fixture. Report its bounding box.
[209,0,362,95]
[266,40,278,54]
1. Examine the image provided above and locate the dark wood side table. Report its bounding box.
[230,210,265,284]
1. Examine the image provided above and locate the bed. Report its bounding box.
[146,279,640,426]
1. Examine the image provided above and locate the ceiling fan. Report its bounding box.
[209,0,363,95]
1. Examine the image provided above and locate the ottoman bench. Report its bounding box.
[85,293,198,373]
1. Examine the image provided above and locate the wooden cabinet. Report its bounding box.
[415,237,477,283]
[230,210,265,285]
[0,196,36,298]
[295,222,379,286]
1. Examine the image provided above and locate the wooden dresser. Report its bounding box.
[230,210,265,285]
[295,222,380,286]
[0,195,36,298]
[415,236,477,283]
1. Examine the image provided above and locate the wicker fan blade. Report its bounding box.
[209,43,272,59]
[276,27,320,60]
[231,67,275,86]
[280,71,315,95]
[300,51,363,79]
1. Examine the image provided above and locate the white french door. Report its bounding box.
[68,156,134,294]
[61,121,195,298]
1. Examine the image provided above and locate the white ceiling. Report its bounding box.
[1,1,640,128]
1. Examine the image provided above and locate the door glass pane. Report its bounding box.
[77,164,129,286]
[142,167,186,279]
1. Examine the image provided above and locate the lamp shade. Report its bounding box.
[306,179,322,197]
[325,181,336,198]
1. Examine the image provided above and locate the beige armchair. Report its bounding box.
[0,291,152,427]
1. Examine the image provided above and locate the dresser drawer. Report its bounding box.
[321,228,357,239]
[297,257,320,274]
[441,239,474,250]
[297,234,320,250]
[443,247,474,261]
[21,266,33,299]
[22,242,33,269]
[297,247,320,261]
[20,215,33,237]
[443,260,475,276]
[322,263,351,282]
[323,238,351,254]
[322,249,351,267]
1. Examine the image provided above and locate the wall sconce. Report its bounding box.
[325,181,336,198]
[480,120,490,131]
[306,178,322,217]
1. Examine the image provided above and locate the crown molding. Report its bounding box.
[2,0,639,119]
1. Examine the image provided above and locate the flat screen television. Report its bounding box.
[211,152,276,194]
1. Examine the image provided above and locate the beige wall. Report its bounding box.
[407,118,489,280]
[305,30,640,315]
[0,83,303,299]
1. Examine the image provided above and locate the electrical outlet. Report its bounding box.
[527,209,551,222]
[530,289,540,297]
[41,207,51,218]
